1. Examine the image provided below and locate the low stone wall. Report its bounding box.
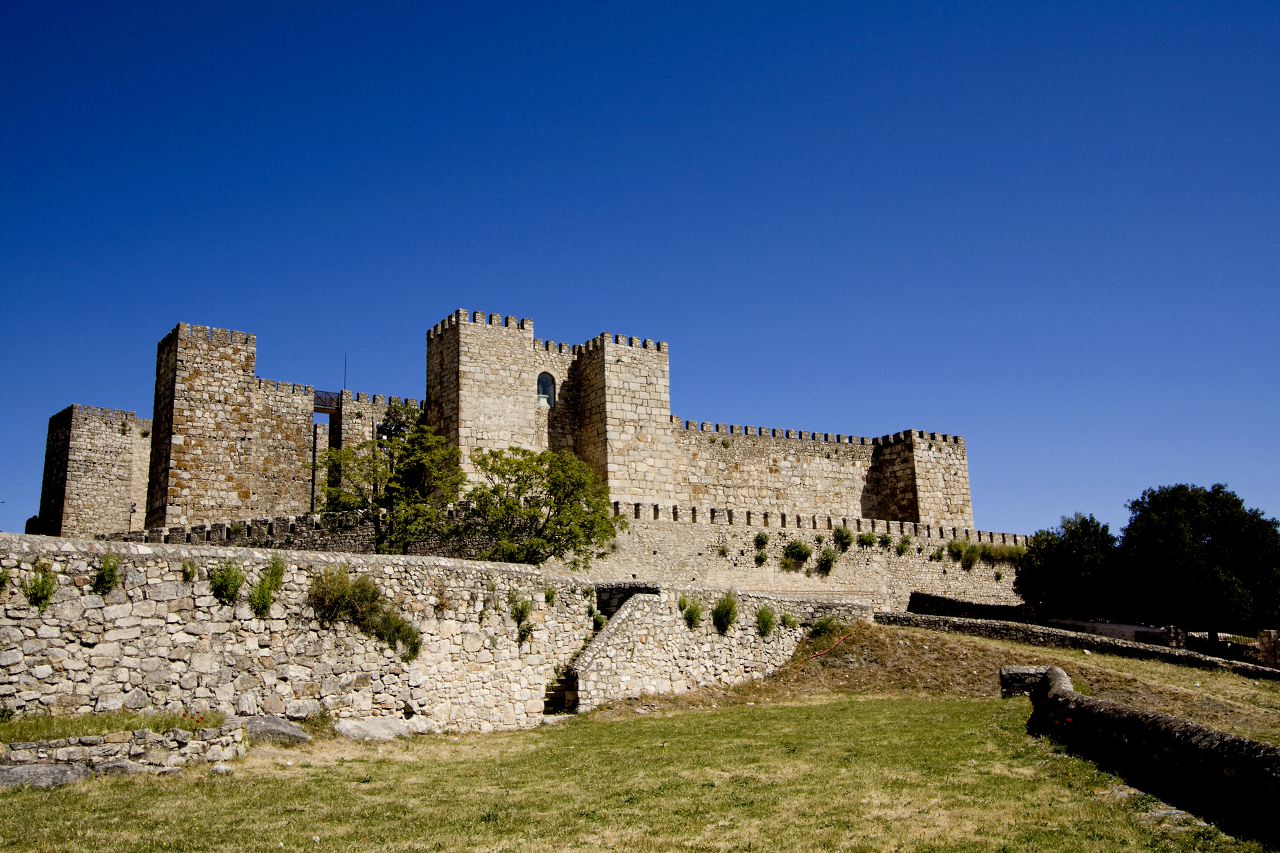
[575,590,808,711]
[1021,666,1280,846]
[1,720,244,779]
[113,509,1024,610]
[0,534,597,733]
[875,612,1280,680]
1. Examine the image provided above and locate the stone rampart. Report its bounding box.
[0,534,598,733]
[575,589,821,711]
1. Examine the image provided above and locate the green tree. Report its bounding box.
[322,401,463,554]
[1014,513,1118,618]
[1120,484,1280,636]
[457,448,624,570]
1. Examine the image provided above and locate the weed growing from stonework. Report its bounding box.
[782,540,812,567]
[679,596,703,629]
[0,566,10,589]
[249,556,286,618]
[209,560,245,606]
[877,533,892,549]
[755,606,776,637]
[832,525,853,552]
[92,553,123,595]
[180,559,198,582]
[946,539,966,561]
[593,612,607,631]
[929,546,945,562]
[781,613,799,630]
[754,550,767,567]
[712,594,738,634]
[21,561,57,613]
[895,536,912,557]
[716,544,729,558]
[543,587,556,606]
[856,532,877,549]
[754,531,769,550]
[0,703,12,724]
[809,616,841,640]
[815,547,838,576]
[960,544,981,571]
[508,590,534,645]
[305,566,421,661]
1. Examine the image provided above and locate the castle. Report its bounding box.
[31,309,975,541]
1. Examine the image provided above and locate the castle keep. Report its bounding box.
[32,310,975,540]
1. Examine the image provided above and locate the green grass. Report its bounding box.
[0,698,1259,852]
[0,710,225,744]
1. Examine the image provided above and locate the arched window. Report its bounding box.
[537,372,556,407]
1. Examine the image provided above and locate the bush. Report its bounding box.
[809,616,840,640]
[716,544,729,558]
[681,597,703,629]
[946,539,966,561]
[509,591,534,644]
[180,559,198,582]
[754,532,769,550]
[92,554,122,595]
[960,544,980,571]
[755,606,776,637]
[248,556,286,618]
[21,562,57,613]
[209,560,245,606]
[754,550,767,566]
[712,594,738,634]
[544,587,556,606]
[815,547,838,575]
[832,526,853,552]
[782,540,812,565]
[895,536,912,556]
[877,533,892,549]
[593,612,608,631]
[0,566,8,589]
[305,566,421,661]
[856,532,877,549]
[781,613,799,630]
[928,547,944,562]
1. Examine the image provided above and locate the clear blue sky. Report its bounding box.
[2,2,1278,535]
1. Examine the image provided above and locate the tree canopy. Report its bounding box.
[323,407,622,566]
[456,447,625,570]
[1014,483,1280,633]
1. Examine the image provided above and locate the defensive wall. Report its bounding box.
[0,534,864,732]
[34,309,980,540]
[105,503,1024,611]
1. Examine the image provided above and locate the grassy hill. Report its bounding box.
[2,622,1274,852]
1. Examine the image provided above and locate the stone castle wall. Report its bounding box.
[39,309,980,540]
[0,534,598,732]
[146,324,318,529]
[34,406,150,537]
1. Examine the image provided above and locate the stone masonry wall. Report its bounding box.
[586,505,1021,609]
[0,534,600,733]
[1,721,245,774]
[575,589,810,711]
[37,406,151,537]
[594,335,678,504]
[147,324,316,529]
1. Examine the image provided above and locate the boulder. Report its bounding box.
[0,763,91,789]
[243,716,312,746]
[334,717,409,741]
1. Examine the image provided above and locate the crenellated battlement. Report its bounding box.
[176,322,255,347]
[342,389,424,409]
[670,417,963,448]
[427,309,534,339]
[582,332,668,353]
[59,404,147,425]
[255,378,314,397]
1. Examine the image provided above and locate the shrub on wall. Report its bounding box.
[716,544,729,558]
[508,591,534,644]
[180,559,198,583]
[678,595,703,629]
[781,613,799,630]
[0,566,9,589]
[895,536,912,556]
[832,525,853,552]
[209,561,245,606]
[305,566,421,661]
[712,594,738,634]
[815,547,838,575]
[782,541,812,565]
[21,561,57,613]
[92,554,122,595]
[754,550,767,567]
[856,532,877,549]
[877,533,892,549]
[248,556,286,618]
[754,532,769,550]
[755,606,776,637]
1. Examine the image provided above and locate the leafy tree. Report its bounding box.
[1120,484,1280,636]
[456,448,624,570]
[322,402,464,554]
[1014,513,1118,618]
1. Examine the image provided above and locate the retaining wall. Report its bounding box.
[1,720,244,776]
